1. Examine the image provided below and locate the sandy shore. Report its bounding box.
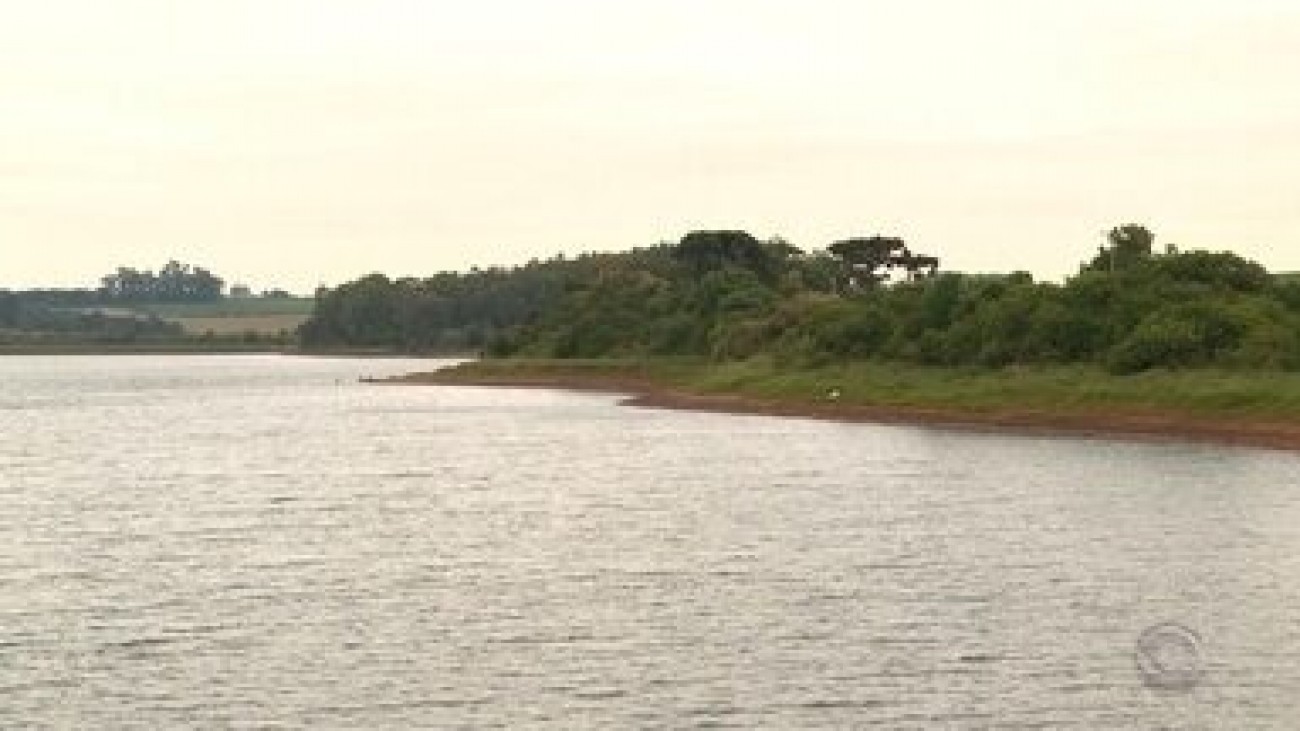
[393,370,1300,452]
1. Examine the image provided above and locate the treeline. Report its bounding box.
[5,260,228,309]
[300,250,672,352]
[301,226,1300,373]
[3,260,226,344]
[99,260,224,302]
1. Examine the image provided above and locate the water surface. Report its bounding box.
[2,355,1298,728]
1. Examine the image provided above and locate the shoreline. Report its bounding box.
[393,367,1300,453]
[0,344,289,356]
[0,346,468,358]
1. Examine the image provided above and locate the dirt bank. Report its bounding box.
[392,370,1300,452]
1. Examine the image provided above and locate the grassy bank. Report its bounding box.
[291,347,474,358]
[419,358,1300,418]
[406,358,1300,450]
[691,360,1300,418]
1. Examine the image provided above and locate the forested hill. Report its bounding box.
[299,227,1300,373]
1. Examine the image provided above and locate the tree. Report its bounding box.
[827,236,904,289]
[673,230,778,281]
[1151,250,1270,293]
[1084,224,1155,273]
[98,260,225,302]
[828,236,941,289]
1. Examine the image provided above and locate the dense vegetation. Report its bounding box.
[301,226,1300,373]
[301,256,608,352]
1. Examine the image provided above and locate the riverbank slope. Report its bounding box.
[394,359,1300,451]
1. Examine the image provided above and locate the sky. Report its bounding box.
[3,0,1299,292]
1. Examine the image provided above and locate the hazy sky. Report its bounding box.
[3,0,1299,292]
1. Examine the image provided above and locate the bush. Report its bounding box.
[1106,302,1246,373]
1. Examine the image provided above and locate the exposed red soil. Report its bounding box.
[393,372,1300,452]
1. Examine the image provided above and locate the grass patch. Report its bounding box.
[436,357,1300,420]
[171,314,308,336]
[136,298,315,319]
[123,298,314,335]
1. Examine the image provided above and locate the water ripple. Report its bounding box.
[1,355,1298,728]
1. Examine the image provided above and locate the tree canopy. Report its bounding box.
[298,224,1300,372]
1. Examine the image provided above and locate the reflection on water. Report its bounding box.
[2,355,1299,728]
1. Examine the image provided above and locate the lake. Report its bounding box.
[2,355,1298,728]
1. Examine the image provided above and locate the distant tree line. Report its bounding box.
[4,260,228,308]
[0,290,182,343]
[2,260,275,344]
[299,225,1300,373]
[300,256,600,352]
[100,260,224,302]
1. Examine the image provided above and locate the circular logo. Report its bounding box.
[1135,622,1204,692]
